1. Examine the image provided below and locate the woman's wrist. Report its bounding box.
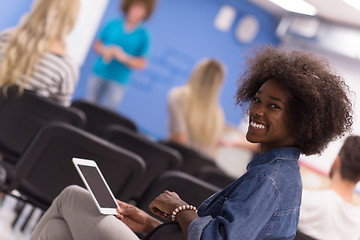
[171,204,198,222]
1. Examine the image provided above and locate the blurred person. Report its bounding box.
[216,117,261,178]
[167,58,225,157]
[87,0,157,110]
[30,45,353,240]
[0,0,80,106]
[298,135,360,240]
[218,117,260,154]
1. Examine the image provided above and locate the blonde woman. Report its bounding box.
[167,59,225,157]
[0,0,80,106]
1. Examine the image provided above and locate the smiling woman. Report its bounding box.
[30,45,353,240]
[246,79,295,153]
[237,45,352,156]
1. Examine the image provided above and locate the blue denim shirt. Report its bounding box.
[188,147,302,240]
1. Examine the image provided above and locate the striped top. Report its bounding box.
[0,30,79,106]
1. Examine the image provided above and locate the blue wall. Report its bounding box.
[0,1,32,30]
[0,0,280,139]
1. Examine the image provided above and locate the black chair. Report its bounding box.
[71,99,137,135]
[194,166,236,189]
[2,122,146,210]
[102,125,183,201]
[142,222,184,240]
[0,87,86,168]
[143,223,315,240]
[159,140,217,175]
[294,231,317,240]
[136,170,221,218]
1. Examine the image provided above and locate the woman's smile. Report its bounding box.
[249,120,267,130]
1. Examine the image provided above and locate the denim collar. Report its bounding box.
[247,147,300,171]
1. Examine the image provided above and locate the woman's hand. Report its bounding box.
[116,200,162,234]
[149,190,188,219]
[149,191,199,239]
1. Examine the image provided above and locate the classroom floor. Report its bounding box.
[0,194,41,240]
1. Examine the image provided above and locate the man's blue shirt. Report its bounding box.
[188,147,302,240]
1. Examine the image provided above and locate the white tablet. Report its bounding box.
[72,158,119,215]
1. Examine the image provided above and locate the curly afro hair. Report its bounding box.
[236,45,353,156]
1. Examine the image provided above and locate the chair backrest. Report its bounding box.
[102,125,183,200]
[71,99,137,135]
[0,88,86,161]
[142,222,184,240]
[136,170,221,217]
[7,122,146,210]
[159,140,217,175]
[294,231,317,240]
[194,166,236,189]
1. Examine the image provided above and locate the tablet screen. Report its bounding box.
[78,165,118,209]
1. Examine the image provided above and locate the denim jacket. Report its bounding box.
[188,147,302,240]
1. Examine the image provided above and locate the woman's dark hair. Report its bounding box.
[120,0,157,20]
[338,135,360,182]
[236,45,353,155]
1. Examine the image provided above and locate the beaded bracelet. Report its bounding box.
[171,204,198,222]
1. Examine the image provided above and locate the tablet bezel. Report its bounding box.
[72,158,119,215]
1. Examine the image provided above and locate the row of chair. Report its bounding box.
[1,122,145,208]
[0,88,136,167]
[0,88,229,182]
[2,122,227,211]
[0,87,86,167]
[0,88,232,209]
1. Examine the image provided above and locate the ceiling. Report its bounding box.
[250,0,360,29]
